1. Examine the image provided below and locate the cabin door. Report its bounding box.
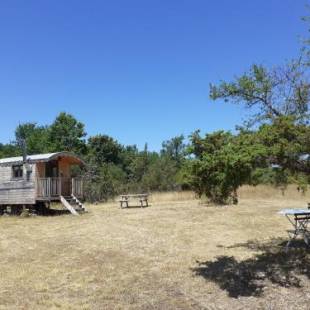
[45,161,59,178]
[45,160,72,197]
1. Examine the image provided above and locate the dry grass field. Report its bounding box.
[0,186,309,310]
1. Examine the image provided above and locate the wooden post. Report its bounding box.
[47,178,51,199]
[58,177,62,197]
[81,179,83,198]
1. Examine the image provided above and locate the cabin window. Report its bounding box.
[12,165,23,179]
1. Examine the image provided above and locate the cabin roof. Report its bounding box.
[0,152,85,166]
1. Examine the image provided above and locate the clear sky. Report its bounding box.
[0,0,308,150]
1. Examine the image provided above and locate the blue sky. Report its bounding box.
[0,0,308,150]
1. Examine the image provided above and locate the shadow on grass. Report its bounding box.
[192,239,310,298]
[121,205,151,209]
[44,209,71,216]
[35,205,71,216]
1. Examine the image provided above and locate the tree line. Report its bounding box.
[0,107,308,204]
[0,113,187,202]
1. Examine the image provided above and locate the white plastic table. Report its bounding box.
[279,208,310,251]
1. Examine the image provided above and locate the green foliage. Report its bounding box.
[186,131,264,204]
[49,112,87,154]
[87,135,123,165]
[0,110,308,205]
[210,60,309,125]
[161,135,186,167]
[0,143,19,158]
[250,168,278,185]
[141,156,179,191]
[84,137,183,201]
[256,116,310,174]
[207,39,310,204]
[84,163,127,202]
[8,113,87,156]
[127,143,150,184]
[15,123,50,154]
[293,173,309,195]
[186,117,309,204]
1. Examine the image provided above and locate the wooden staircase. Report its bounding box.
[60,195,87,216]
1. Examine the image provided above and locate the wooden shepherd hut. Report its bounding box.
[0,152,86,215]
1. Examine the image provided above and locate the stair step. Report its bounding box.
[71,194,87,212]
[75,208,85,212]
[60,196,79,216]
[60,194,87,216]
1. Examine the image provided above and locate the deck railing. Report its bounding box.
[36,177,83,199]
[72,178,83,197]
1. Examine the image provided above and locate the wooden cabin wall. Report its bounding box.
[36,162,45,178]
[0,164,36,205]
[0,166,13,183]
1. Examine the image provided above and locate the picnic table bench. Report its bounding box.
[279,204,310,251]
[119,194,149,208]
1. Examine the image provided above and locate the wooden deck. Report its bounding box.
[36,177,83,200]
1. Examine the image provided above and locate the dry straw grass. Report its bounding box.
[148,191,197,203]
[238,184,310,201]
[0,185,309,309]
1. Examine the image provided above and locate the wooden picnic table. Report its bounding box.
[119,194,149,208]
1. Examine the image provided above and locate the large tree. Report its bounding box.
[210,60,310,126]
[87,134,123,166]
[186,130,266,204]
[0,143,19,159]
[161,135,186,167]
[15,123,50,154]
[256,116,310,174]
[141,155,178,191]
[49,112,87,154]
[186,116,310,204]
